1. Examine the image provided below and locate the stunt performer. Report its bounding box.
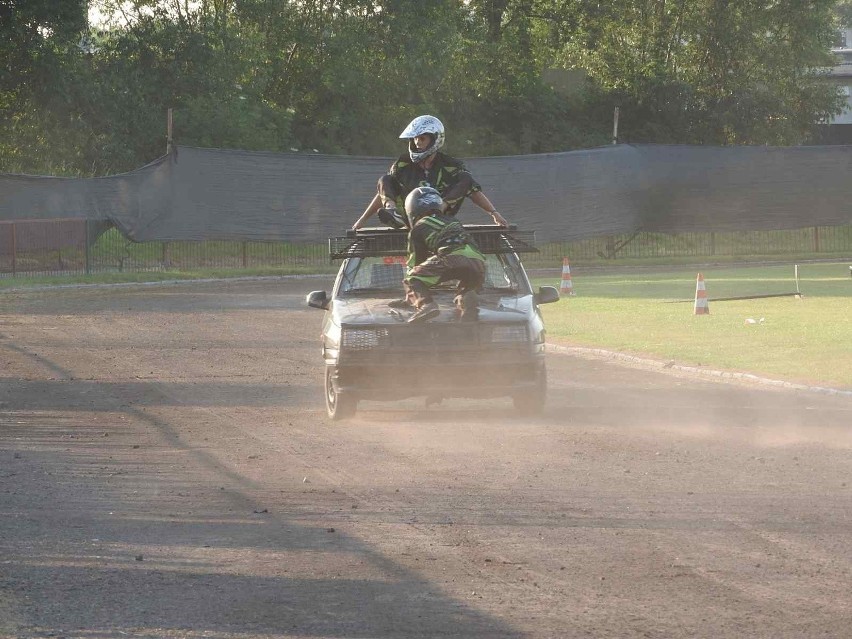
[352,115,508,230]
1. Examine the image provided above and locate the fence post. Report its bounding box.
[813,227,820,253]
[241,241,248,268]
[167,107,173,154]
[709,232,716,256]
[161,109,175,271]
[11,222,16,277]
[612,106,619,145]
[84,219,91,275]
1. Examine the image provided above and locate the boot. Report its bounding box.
[408,301,440,323]
[457,290,479,321]
[377,207,407,229]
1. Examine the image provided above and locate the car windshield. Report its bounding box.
[337,253,531,296]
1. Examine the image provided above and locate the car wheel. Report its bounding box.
[326,368,357,420]
[513,369,546,416]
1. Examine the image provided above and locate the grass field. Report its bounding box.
[534,261,852,390]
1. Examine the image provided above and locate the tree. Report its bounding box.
[0,0,86,94]
[0,0,88,173]
[548,0,844,144]
[2,0,847,177]
[836,0,852,26]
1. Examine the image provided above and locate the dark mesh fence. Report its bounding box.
[3,143,852,279]
[3,144,852,243]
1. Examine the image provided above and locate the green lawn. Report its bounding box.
[535,262,852,390]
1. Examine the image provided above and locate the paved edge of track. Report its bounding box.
[549,343,852,398]
[0,274,331,293]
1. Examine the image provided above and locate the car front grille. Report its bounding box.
[340,322,529,361]
[342,327,391,350]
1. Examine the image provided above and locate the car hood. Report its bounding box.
[333,293,534,325]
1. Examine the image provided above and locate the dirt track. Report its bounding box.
[2,278,851,638]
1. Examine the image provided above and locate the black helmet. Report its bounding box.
[404,186,444,225]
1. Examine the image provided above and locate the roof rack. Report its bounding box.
[328,225,538,260]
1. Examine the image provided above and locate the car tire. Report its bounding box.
[326,368,357,420]
[513,368,546,416]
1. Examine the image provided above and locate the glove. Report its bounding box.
[377,207,408,229]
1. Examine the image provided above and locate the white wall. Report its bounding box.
[833,85,852,124]
[829,29,852,124]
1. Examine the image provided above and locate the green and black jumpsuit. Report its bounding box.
[404,213,486,310]
[378,152,481,217]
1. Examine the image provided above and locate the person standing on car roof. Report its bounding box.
[402,186,486,324]
[352,115,509,230]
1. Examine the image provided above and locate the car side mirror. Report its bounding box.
[534,286,560,305]
[306,290,329,310]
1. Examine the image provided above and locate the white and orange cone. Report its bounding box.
[693,273,709,315]
[560,257,575,296]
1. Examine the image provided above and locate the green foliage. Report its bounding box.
[0,0,89,174]
[0,0,847,176]
[837,0,852,25]
[553,0,845,144]
[0,0,87,94]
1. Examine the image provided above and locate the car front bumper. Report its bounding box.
[327,354,546,401]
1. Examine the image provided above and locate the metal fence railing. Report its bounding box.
[2,219,851,278]
[0,222,332,277]
[526,226,852,269]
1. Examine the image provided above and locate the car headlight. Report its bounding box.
[490,325,529,343]
[342,327,390,350]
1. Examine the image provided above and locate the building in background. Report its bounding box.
[818,26,852,143]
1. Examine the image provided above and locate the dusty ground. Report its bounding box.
[1,278,851,639]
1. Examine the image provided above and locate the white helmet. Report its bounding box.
[399,115,445,163]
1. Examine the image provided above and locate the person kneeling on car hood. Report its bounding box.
[403,186,485,323]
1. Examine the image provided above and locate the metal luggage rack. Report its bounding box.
[328,225,538,260]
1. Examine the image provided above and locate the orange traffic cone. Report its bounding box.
[694,273,709,315]
[560,257,575,295]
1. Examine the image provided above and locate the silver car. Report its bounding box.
[306,227,560,419]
